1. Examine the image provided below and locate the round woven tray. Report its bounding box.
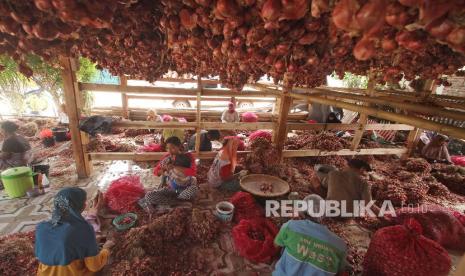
[240,174,290,198]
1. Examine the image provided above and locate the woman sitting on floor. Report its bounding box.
[35,187,114,276]
[140,153,199,210]
[208,136,246,192]
[421,134,452,164]
[153,136,196,185]
[0,121,33,171]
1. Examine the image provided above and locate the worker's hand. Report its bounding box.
[102,240,115,249]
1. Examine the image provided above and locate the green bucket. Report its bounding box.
[1,167,34,198]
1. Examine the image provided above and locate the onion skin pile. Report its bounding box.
[0,1,464,89]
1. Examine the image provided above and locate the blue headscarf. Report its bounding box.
[35,187,99,266]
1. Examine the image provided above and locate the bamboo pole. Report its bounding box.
[289,93,465,140]
[60,57,92,178]
[311,89,465,121]
[195,78,202,154]
[351,76,375,150]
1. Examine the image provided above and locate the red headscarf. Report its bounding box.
[220,136,240,173]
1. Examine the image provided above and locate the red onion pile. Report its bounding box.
[0,1,463,90]
[285,132,350,151]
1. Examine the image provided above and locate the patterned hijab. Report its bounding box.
[35,187,99,266]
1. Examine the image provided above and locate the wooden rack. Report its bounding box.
[61,57,465,177]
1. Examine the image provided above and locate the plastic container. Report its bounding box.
[52,127,68,142]
[112,212,138,231]
[215,201,234,222]
[32,164,50,177]
[1,167,34,198]
[42,137,55,147]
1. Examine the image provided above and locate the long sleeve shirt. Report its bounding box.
[37,249,109,276]
[221,110,240,123]
[421,143,451,162]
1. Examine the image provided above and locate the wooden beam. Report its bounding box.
[273,74,293,160]
[89,151,251,161]
[78,83,280,98]
[289,93,465,140]
[156,77,220,85]
[404,128,421,157]
[351,76,375,150]
[60,57,91,178]
[88,148,406,161]
[113,121,197,129]
[201,122,275,130]
[120,75,129,119]
[126,94,274,103]
[195,78,202,153]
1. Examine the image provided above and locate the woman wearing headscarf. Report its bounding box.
[208,136,245,191]
[421,134,452,163]
[35,187,113,276]
[0,121,33,171]
[326,112,342,124]
[146,108,162,123]
[221,102,240,123]
[153,136,197,180]
[161,115,185,145]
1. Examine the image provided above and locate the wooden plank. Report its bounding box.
[60,57,91,178]
[157,77,220,85]
[364,124,414,131]
[273,74,293,160]
[195,79,202,153]
[201,122,275,130]
[126,94,274,102]
[288,123,359,131]
[89,148,406,161]
[79,83,280,98]
[282,148,408,158]
[113,121,197,129]
[89,151,251,161]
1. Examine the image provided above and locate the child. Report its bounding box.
[139,153,198,211]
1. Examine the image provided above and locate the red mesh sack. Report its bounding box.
[363,218,451,276]
[394,205,465,251]
[232,218,280,263]
[104,175,145,214]
[242,112,258,122]
[249,130,272,143]
[230,192,264,223]
[139,143,163,152]
[452,156,465,167]
[453,211,465,226]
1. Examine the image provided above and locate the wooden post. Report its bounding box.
[404,127,421,157]
[60,57,92,178]
[273,74,293,160]
[120,75,129,119]
[351,75,375,150]
[195,78,202,154]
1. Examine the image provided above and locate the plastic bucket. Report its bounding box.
[52,127,68,142]
[1,167,34,198]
